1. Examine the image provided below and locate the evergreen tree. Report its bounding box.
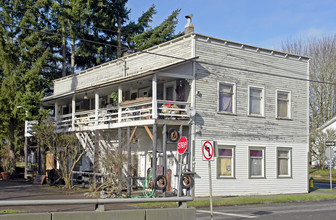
[132,9,182,51]
[0,0,49,169]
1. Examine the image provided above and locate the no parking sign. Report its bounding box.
[201,140,215,220]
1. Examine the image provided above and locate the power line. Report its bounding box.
[197,60,336,87]
[2,22,336,87]
[1,23,129,50]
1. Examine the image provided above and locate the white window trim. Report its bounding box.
[216,145,235,179]
[249,147,265,178]
[217,81,237,114]
[248,86,265,117]
[276,89,292,119]
[277,147,292,178]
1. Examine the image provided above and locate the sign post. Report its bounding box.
[202,140,214,220]
[177,137,188,197]
[326,141,335,190]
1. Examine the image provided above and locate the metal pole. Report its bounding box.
[208,160,214,220]
[178,154,182,197]
[24,136,28,179]
[330,145,333,190]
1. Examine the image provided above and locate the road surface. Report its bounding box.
[196,199,336,220]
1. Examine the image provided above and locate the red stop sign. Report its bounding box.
[177,136,188,154]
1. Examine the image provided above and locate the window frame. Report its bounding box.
[216,145,235,179]
[276,90,292,119]
[248,86,265,117]
[248,147,266,179]
[277,147,292,178]
[217,81,236,115]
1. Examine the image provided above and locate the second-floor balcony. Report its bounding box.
[50,76,193,132]
[56,99,191,131]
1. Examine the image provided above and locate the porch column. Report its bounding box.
[127,126,131,195]
[187,124,191,196]
[152,124,157,192]
[178,125,183,197]
[72,95,76,130]
[162,124,167,197]
[55,101,58,120]
[118,85,122,123]
[95,91,99,126]
[152,74,157,119]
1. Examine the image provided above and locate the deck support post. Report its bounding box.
[163,123,167,197]
[93,129,100,188]
[118,127,122,180]
[127,126,131,195]
[187,124,191,196]
[152,124,157,196]
[178,125,183,197]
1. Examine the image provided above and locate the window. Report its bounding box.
[249,87,264,116]
[249,148,265,178]
[277,148,291,177]
[277,91,291,119]
[217,146,235,178]
[218,83,235,114]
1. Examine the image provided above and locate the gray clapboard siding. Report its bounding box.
[53,36,192,95]
[193,35,308,196]
[194,37,308,143]
[194,140,308,197]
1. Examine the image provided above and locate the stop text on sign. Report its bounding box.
[177,136,188,155]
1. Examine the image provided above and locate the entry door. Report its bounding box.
[163,81,176,101]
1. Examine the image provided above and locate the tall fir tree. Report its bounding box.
[0,0,50,168]
[132,9,182,51]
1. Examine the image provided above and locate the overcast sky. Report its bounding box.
[126,0,336,50]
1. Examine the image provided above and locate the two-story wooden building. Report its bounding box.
[42,29,309,197]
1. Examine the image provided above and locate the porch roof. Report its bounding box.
[42,56,197,105]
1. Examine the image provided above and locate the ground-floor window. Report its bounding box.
[249,147,265,178]
[277,148,292,178]
[217,146,235,178]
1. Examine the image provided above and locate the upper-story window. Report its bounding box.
[276,90,291,119]
[248,86,264,116]
[218,82,236,114]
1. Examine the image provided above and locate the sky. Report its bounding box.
[126,0,336,50]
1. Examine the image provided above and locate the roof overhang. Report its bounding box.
[42,56,198,106]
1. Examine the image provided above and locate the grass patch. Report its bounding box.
[0,209,26,215]
[310,168,336,181]
[134,194,336,208]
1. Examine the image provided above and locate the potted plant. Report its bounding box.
[0,145,15,179]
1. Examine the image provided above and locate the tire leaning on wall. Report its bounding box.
[180,174,194,189]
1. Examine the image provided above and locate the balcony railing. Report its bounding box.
[55,99,190,130]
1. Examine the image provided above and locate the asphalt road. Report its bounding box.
[2,178,336,219]
[314,182,336,190]
[196,200,336,220]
